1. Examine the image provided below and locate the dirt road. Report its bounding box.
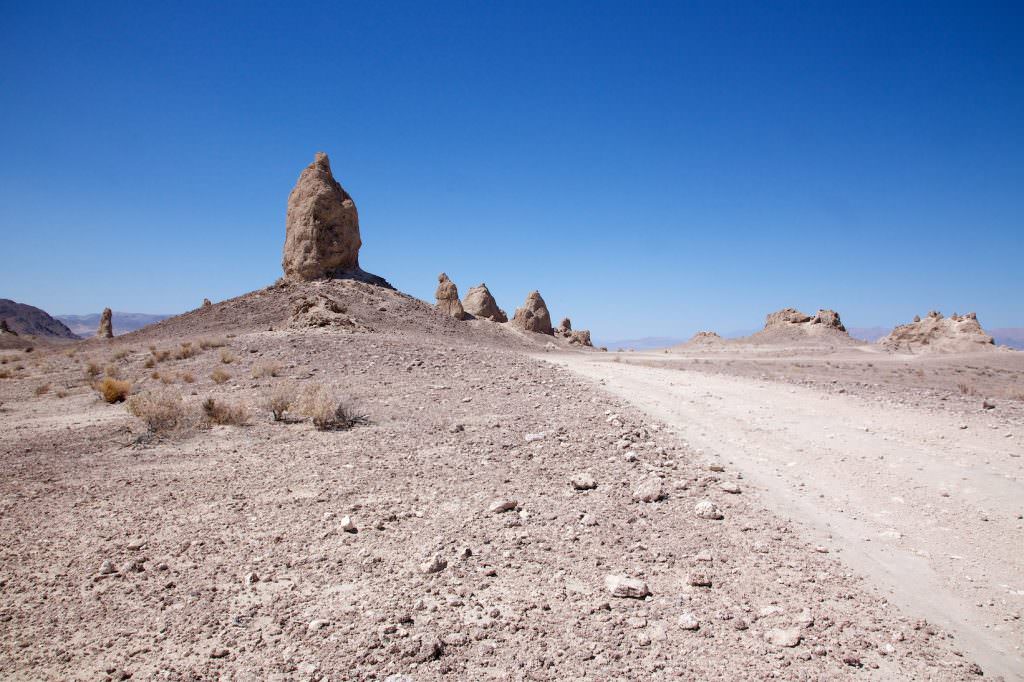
[547,352,1024,679]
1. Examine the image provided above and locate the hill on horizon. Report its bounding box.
[0,298,78,339]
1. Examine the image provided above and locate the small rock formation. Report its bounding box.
[552,315,593,346]
[811,308,846,331]
[747,306,855,345]
[688,331,722,344]
[511,291,553,335]
[282,152,362,281]
[879,311,995,353]
[97,308,113,338]
[462,283,507,322]
[434,273,465,320]
[202,298,212,308]
[0,319,16,336]
[289,294,365,330]
[764,307,812,327]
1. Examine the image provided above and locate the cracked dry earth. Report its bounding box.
[0,319,991,679]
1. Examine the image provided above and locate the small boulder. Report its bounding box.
[435,273,465,320]
[765,627,802,648]
[633,477,665,502]
[571,473,597,491]
[605,574,650,599]
[694,499,723,520]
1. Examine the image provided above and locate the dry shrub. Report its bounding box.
[151,349,171,363]
[251,361,280,379]
[97,377,132,404]
[55,389,68,399]
[210,368,231,384]
[264,383,296,421]
[957,382,976,396]
[199,338,227,350]
[143,357,156,369]
[160,373,174,385]
[219,349,235,364]
[104,364,121,378]
[85,361,101,378]
[151,371,161,380]
[112,349,131,361]
[34,384,50,396]
[127,390,189,435]
[175,342,196,360]
[0,369,11,379]
[299,383,364,431]
[181,372,195,384]
[201,397,249,426]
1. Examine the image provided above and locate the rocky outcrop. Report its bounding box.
[879,311,995,353]
[765,308,812,327]
[97,308,114,338]
[688,331,722,344]
[282,152,362,281]
[512,291,553,335]
[202,298,212,308]
[811,309,846,332]
[462,283,506,322]
[435,273,465,320]
[744,307,857,346]
[289,294,366,330]
[552,316,592,346]
[0,319,16,335]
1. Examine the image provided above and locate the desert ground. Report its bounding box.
[1,280,1021,680]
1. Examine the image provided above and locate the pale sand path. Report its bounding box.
[545,352,1024,679]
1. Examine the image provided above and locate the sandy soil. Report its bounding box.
[548,349,1024,679]
[0,287,1010,679]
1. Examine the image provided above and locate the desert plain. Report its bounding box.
[0,154,1021,681]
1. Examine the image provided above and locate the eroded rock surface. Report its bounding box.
[97,308,113,339]
[435,273,465,320]
[282,152,362,281]
[879,311,995,353]
[462,283,507,322]
[512,291,553,335]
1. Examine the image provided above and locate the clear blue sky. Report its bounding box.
[1,1,1021,339]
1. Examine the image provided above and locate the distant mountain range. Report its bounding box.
[56,312,173,337]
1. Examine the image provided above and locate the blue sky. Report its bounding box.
[1,1,1021,339]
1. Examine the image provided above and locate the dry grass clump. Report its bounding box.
[174,342,196,360]
[199,338,227,350]
[299,383,365,431]
[264,383,297,421]
[34,384,50,396]
[957,382,976,396]
[251,361,280,379]
[0,369,12,379]
[160,373,175,385]
[104,364,121,378]
[55,388,68,399]
[150,348,171,363]
[111,349,131,361]
[97,377,132,404]
[201,398,249,426]
[219,349,235,364]
[143,357,156,369]
[127,390,189,435]
[210,368,231,384]
[85,361,102,379]
[181,372,195,384]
